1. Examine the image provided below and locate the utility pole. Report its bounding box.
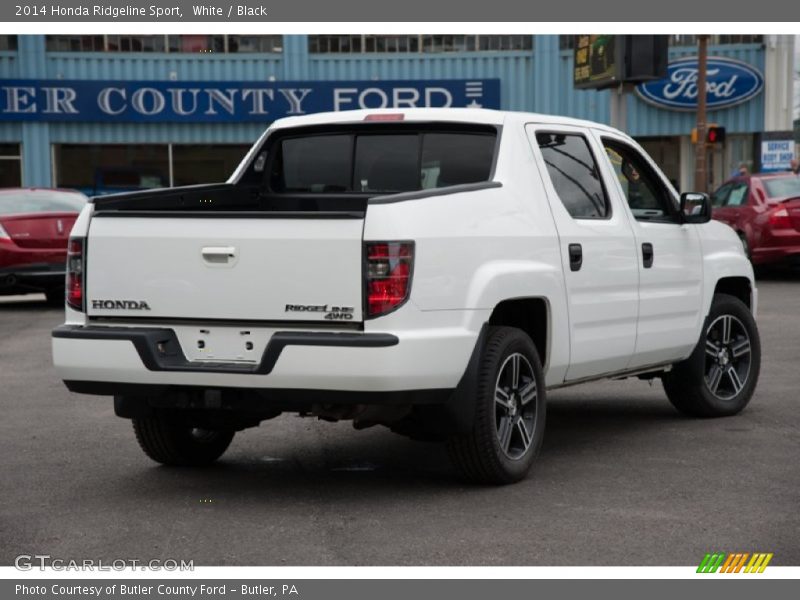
[694,35,709,193]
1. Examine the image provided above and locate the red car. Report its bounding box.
[0,188,87,303]
[711,172,800,267]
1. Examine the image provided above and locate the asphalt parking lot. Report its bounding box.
[1,275,798,567]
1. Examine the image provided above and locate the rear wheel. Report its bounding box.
[133,415,235,466]
[447,326,546,485]
[663,293,760,417]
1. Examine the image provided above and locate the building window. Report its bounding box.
[54,145,170,196]
[45,35,105,52]
[670,34,764,46]
[309,35,364,53]
[52,144,250,195]
[106,35,167,52]
[309,35,532,54]
[172,145,250,187]
[0,144,23,188]
[226,35,283,53]
[560,35,764,50]
[0,36,17,51]
[560,36,576,51]
[45,35,283,53]
[166,35,226,53]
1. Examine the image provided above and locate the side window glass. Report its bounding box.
[712,183,732,207]
[536,132,609,219]
[727,183,748,207]
[602,139,675,221]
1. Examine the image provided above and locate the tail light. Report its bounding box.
[768,206,791,229]
[365,241,414,318]
[66,237,85,311]
[0,222,11,243]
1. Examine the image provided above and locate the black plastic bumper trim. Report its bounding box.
[63,380,451,406]
[52,325,398,375]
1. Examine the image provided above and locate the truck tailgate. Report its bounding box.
[86,216,364,322]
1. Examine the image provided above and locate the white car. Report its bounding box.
[52,109,760,484]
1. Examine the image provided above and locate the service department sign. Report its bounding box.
[635,57,763,111]
[0,78,501,123]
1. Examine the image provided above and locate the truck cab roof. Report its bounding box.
[270,108,628,139]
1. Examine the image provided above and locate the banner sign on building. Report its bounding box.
[635,57,764,111]
[0,78,501,123]
[760,139,795,172]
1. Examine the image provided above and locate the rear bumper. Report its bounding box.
[51,322,479,396]
[0,264,65,293]
[752,229,800,266]
[751,244,800,266]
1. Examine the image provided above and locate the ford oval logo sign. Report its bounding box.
[636,57,764,111]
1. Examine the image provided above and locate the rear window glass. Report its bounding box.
[269,130,496,193]
[763,176,800,199]
[0,191,87,215]
[279,135,353,192]
[353,135,420,192]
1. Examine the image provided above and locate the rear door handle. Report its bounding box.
[568,243,583,272]
[202,246,237,264]
[642,243,654,269]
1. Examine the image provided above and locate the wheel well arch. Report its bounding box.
[488,298,549,368]
[714,276,752,309]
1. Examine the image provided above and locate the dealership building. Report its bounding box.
[0,34,794,194]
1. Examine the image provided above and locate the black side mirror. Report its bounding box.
[680,192,711,224]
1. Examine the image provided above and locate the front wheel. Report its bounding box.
[447,326,546,485]
[663,293,760,417]
[133,415,235,466]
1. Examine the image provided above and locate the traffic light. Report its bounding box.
[706,126,726,144]
[691,124,726,144]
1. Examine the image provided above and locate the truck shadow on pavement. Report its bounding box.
[754,266,800,281]
[109,396,688,496]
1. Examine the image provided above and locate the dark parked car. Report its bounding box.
[0,188,87,303]
[711,172,800,266]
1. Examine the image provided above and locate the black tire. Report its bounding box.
[663,293,760,417]
[44,288,64,306]
[132,415,235,466]
[446,326,546,485]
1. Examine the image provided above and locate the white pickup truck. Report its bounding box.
[52,108,760,484]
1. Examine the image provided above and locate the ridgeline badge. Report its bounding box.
[636,57,764,111]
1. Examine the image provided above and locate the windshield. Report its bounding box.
[763,176,800,199]
[0,190,87,216]
[269,128,497,194]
